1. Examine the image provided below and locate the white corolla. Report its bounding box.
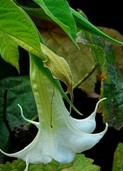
[0,56,108,171]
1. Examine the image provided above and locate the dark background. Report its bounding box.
[70,0,123,35]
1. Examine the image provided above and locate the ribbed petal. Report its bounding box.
[68,123,108,153]
[52,123,108,163]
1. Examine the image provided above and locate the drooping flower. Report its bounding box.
[0,55,108,171]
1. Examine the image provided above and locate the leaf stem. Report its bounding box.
[67,64,97,94]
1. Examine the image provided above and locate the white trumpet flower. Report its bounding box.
[0,56,108,171]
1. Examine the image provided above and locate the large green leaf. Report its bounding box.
[0,0,43,69]
[0,32,19,71]
[33,0,77,45]
[0,76,37,152]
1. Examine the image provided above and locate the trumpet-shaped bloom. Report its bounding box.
[0,57,108,171]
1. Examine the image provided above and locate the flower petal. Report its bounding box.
[53,146,75,163]
[61,123,108,153]
[18,104,39,128]
[69,98,107,133]
[0,131,53,164]
[51,123,108,163]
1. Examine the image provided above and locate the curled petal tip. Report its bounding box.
[0,148,12,157]
[97,97,107,106]
[105,123,108,131]
[99,97,107,102]
[93,97,107,115]
[98,122,108,137]
[17,104,39,128]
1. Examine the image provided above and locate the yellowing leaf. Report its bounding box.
[41,43,73,94]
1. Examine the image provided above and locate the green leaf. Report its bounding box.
[0,0,43,67]
[0,122,9,159]
[112,143,123,171]
[33,0,77,45]
[0,76,37,152]
[60,154,100,171]
[14,0,51,21]
[0,159,26,171]
[0,154,100,171]
[100,64,123,130]
[0,32,19,71]
[96,27,123,73]
[71,8,123,46]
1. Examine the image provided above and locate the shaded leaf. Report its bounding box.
[0,57,18,80]
[112,143,123,171]
[0,76,37,152]
[89,33,115,69]
[97,27,123,74]
[100,64,123,130]
[0,122,9,160]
